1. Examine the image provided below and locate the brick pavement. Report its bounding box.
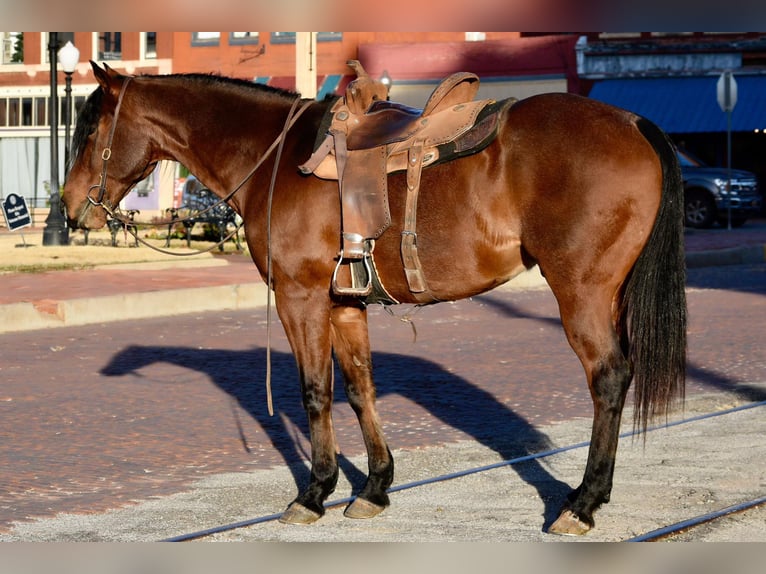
[1,281,764,538]
[1,219,765,535]
[1,219,764,316]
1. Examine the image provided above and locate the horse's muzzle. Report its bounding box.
[68,200,107,230]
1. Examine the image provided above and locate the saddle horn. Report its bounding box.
[344,60,389,115]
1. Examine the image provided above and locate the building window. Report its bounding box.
[43,32,75,63]
[0,93,86,128]
[192,32,220,46]
[7,98,20,126]
[3,96,37,126]
[142,32,157,59]
[270,32,296,44]
[318,32,342,42]
[229,32,259,45]
[1,32,22,64]
[35,97,46,125]
[271,32,341,44]
[20,98,33,126]
[98,32,122,60]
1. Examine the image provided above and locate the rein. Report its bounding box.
[87,77,313,258]
[87,77,132,210]
[265,95,306,416]
[86,77,314,415]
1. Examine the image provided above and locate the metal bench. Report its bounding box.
[164,188,242,252]
[106,209,140,247]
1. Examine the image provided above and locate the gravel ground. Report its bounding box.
[2,390,763,543]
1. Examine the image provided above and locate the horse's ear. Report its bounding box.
[91,61,111,91]
[90,61,124,93]
[102,62,122,78]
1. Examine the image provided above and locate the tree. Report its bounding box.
[11,32,23,63]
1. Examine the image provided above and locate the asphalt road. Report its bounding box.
[1,263,764,541]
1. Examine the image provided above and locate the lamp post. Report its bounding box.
[58,41,79,173]
[42,32,69,246]
[380,70,392,93]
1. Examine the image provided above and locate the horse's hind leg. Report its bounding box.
[547,289,632,535]
[330,304,394,518]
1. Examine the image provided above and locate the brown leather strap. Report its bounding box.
[89,77,133,207]
[400,139,438,303]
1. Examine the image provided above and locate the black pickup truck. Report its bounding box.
[678,148,762,228]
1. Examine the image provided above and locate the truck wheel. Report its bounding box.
[684,190,717,228]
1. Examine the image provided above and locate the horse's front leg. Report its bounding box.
[276,291,339,525]
[330,303,394,519]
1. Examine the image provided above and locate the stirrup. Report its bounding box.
[332,250,373,296]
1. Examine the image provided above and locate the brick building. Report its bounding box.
[1,32,764,224]
[0,32,578,222]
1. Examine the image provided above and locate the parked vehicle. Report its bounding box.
[677,148,762,228]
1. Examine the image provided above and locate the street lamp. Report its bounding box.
[58,41,79,173]
[380,70,392,97]
[42,32,69,246]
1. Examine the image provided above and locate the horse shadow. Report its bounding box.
[100,345,573,530]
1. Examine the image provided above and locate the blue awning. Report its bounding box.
[588,76,766,133]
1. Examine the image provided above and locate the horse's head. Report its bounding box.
[63,62,158,230]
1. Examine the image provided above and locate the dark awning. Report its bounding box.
[588,76,766,133]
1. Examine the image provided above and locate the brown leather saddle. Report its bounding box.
[300,60,511,302]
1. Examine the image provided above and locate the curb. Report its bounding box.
[685,244,766,268]
[0,283,269,334]
[1,246,764,334]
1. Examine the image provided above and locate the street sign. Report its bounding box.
[716,71,737,229]
[717,71,738,112]
[2,193,32,231]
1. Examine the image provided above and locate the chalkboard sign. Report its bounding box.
[2,193,32,231]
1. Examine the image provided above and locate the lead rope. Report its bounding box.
[112,218,244,256]
[266,96,311,416]
[93,77,311,415]
[96,79,312,259]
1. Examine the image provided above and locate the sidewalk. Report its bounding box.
[1,221,765,334]
[0,227,268,333]
[2,390,764,541]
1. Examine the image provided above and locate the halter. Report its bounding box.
[85,75,313,236]
[79,77,314,417]
[87,76,133,213]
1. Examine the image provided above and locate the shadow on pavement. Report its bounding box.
[100,345,573,531]
[687,363,766,403]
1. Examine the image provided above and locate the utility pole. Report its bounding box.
[295,32,317,99]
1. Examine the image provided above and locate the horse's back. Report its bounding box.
[504,92,658,173]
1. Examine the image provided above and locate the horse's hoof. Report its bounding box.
[548,509,591,536]
[344,497,386,519]
[279,502,322,525]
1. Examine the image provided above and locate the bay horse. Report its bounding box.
[62,62,686,536]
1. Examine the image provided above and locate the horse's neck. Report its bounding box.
[150,83,296,196]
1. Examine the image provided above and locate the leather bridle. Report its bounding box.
[77,77,322,417]
[87,76,133,214]
[84,75,313,231]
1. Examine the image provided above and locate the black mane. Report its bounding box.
[159,72,300,100]
[68,72,300,172]
[69,88,104,173]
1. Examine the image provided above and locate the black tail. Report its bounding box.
[622,117,687,432]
